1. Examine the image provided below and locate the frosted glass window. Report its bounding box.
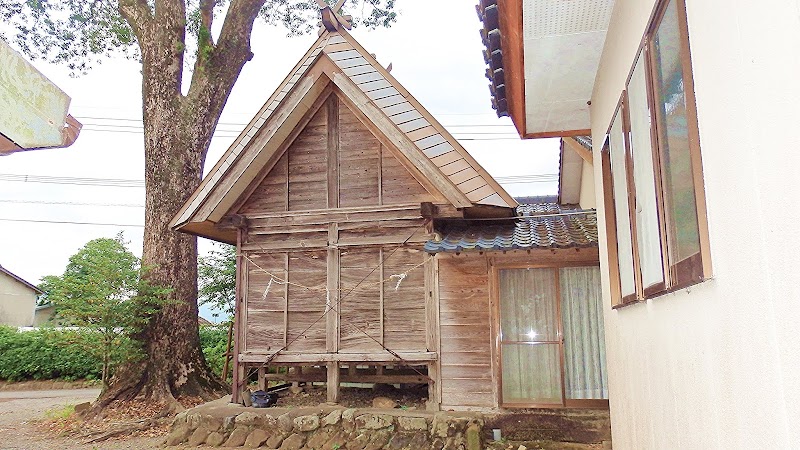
[628,51,665,289]
[501,343,562,404]
[609,111,636,298]
[652,0,702,270]
[499,268,558,342]
[560,267,608,400]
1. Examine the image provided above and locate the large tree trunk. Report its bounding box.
[92,0,263,412]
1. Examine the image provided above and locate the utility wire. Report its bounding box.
[0,173,557,189]
[0,199,144,207]
[0,218,143,227]
[0,173,145,187]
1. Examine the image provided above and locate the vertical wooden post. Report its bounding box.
[327,94,340,209]
[258,367,266,391]
[231,228,245,404]
[326,223,340,402]
[425,253,442,411]
[378,247,385,345]
[325,94,341,404]
[327,362,340,403]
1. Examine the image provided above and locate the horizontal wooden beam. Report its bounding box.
[263,372,429,384]
[245,204,423,227]
[239,351,437,364]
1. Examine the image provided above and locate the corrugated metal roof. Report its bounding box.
[424,203,597,253]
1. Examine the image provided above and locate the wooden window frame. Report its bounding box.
[491,261,609,409]
[603,0,712,308]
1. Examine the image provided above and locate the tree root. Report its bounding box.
[80,417,172,444]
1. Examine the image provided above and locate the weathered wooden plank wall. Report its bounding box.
[339,248,383,352]
[383,247,427,351]
[237,93,434,360]
[437,255,495,409]
[238,93,435,215]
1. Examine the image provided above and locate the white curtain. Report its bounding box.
[499,269,561,403]
[560,267,608,399]
[629,50,665,289]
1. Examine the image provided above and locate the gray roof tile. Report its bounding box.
[424,203,598,253]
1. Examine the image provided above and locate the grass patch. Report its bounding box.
[44,404,75,420]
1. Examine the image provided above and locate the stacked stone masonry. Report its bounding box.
[167,405,484,450]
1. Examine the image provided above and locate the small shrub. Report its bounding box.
[199,324,231,380]
[0,325,231,382]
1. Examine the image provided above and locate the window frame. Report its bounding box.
[603,0,712,308]
[491,260,609,409]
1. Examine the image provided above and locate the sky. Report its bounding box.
[0,1,560,321]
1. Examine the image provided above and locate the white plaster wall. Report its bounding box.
[590,0,800,448]
[0,272,37,327]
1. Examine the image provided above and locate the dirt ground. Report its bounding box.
[0,388,165,450]
[0,383,427,450]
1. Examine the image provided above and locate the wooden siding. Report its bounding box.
[289,106,328,211]
[382,147,435,205]
[339,248,383,352]
[238,153,288,214]
[244,253,287,353]
[242,245,428,356]
[238,94,435,215]
[286,250,327,352]
[382,247,428,351]
[338,96,381,207]
[437,255,495,409]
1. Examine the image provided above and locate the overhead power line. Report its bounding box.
[1,173,557,189]
[0,173,144,188]
[0,199,144,207]
[0,217,143,227]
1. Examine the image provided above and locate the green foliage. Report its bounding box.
[198,243,236,320]
[0,326,102,381]
[2,0,397,74]
[0,326,227,382]
[199,324,231,380]
[38,233,170,386]
[1,0,138,74]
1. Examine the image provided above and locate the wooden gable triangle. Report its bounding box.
[236,92,440,216]
[171,30,516,243]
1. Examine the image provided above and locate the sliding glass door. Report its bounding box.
[498,266,607,407]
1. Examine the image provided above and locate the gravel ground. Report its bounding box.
[0,388,165,450]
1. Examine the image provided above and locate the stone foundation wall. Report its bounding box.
[167,406,484,450]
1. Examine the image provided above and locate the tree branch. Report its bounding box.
[155,0,186,30]
[200,0,216,46]
[118,0,153,39]
[183,0,267,159]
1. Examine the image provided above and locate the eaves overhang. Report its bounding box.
[478,0,614,139]
[0,39,82,155]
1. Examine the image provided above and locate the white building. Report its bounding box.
[478,0,800,447]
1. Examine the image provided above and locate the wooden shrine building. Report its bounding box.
[172,3,608,412]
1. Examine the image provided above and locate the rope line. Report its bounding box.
[238,224,433,388]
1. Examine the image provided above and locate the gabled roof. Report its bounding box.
[171,25,516,243]
[0,264,43,294]
[424,202,598,253]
